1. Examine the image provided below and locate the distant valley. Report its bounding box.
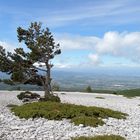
[0,70,140,91]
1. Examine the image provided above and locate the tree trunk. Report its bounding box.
[44,61,52,98]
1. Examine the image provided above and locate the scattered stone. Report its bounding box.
[0,91,140,140]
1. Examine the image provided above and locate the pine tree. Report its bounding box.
[0,22,61,98]
[86,86,93,93]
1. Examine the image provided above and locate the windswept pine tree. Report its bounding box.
[0,22,61,98]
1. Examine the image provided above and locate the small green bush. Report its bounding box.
[72,135,126,140]
[85,86,93,93]
[17,91,40,100]
[117,89,140,97]
[61,93,66,95]
[39,94,60,102]
[11,102,127,127]
[52,83,60,91]
[95,97,105,99]
[6,104,18,108]
[71,116,104,127]
[112,92,117,95]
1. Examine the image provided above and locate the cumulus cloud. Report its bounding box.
[95,32,140,59]
[57,31,140,65]
[1,31,140,68]
[0,41,15,52]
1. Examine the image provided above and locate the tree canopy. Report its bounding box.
[0,22,61,97]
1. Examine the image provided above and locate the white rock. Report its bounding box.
[0,91,140,140]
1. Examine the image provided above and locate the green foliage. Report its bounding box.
[11,71,25,82]
[71,116,104,127]
[23,77,43,86]
[39,94,61,102]
[112,92,118,95]
[117,89,140,97]
[84,88,140,97]
[11,102,127,127]
[17,91,40,100]
[0,46,13,73]
[17,22,61,62]
[0,22,61,96]
[52,82,60,91]
[6,104,18,108]
[72,135,126,140]
[15,86,21,91]
[82,89,116,94]
[95,97,105,99]
[2,79,15,85]
[85,86,93,93]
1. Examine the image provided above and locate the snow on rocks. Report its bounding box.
[0,91,140,140]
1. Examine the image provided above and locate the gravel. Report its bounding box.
[0,91,140,140]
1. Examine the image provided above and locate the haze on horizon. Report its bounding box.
[0,0,140,73]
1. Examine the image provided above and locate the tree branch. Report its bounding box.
[33,66,47,72]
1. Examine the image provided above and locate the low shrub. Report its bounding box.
[39,94,60,102]
[71,116,104,127]
[72,135,126,140]
[52,83,60,91]
[117,89,140,97]
[6,104,18,108]
[95,97,105,99]
[17,91,40,100]
[85,86,93,93]
[112,92,117,95]
[61,93,66,95]
[11,102,127,127]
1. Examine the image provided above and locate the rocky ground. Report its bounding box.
[0,91,140,140]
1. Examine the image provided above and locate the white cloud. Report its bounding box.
[41,0,140,27]
[1,31,140,68]
[56,35,99,50]
[95,32,140,62]
[0,41,15,52]
[54,63,72,69]
[57,31,140,65]
[33,62,45,67]
[88,54,101,66]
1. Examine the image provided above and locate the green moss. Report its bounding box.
[72,135,126,140]
[11,102,127,127]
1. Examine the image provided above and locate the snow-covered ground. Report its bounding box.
[0,91,140,140]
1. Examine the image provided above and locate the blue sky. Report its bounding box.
[0,0,140,71]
